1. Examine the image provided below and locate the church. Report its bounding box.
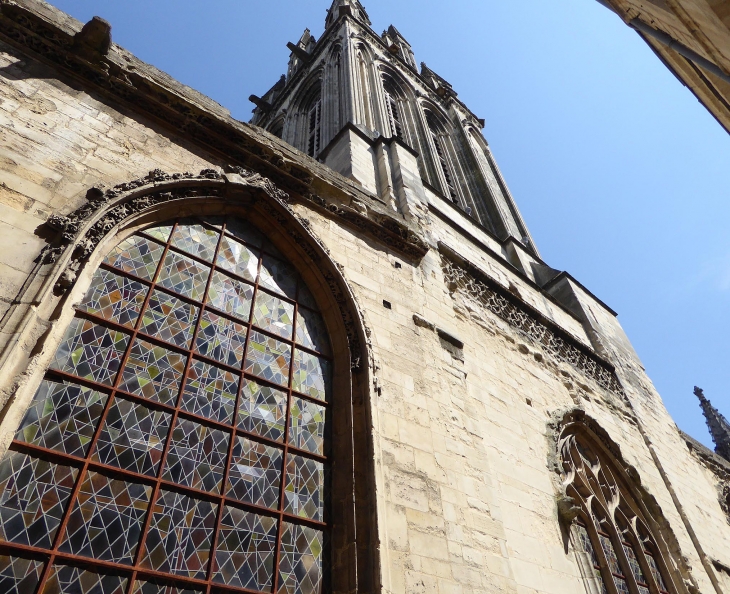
[0,1,729,593]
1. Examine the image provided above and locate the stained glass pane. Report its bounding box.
[0,555,44,594]
[181,360,238,424]
[132,581,202,594]
[60,471,151,563]
[225,219,265,248]
[142,225,173,243]
[252,291,294,339]
[289,398,326,456]
[139,290,199,348]
[599,534,621,575]
[638,587,651,594]
[576,524,600,569]
[92,398,170,476]
[162,419,229,494]
[51,318,129,386]
[118,339,186,406]
[297,284,319,312]
[0,452,77,548]
[157,251,210,302]
[103,235,164,282]
[284,455,324,521]
[195,311,247,368]
[245,331,291,387]
[295,308,329,355]
[79,268,147,328]
[42,565,128,594]
[207,271,254,321]
[278,523,324,594]
[623,544,647,584]
[260,254,297,299]
[213,507,277,590]
[646,554,668,591]
[292,350,329,401]
[216,236,259,282]
[16,380,107,457]
[238,379,287,442]
[613,577,630,594]
[227,437,282,509]
[141,490,217,579]
[170,223,219,263]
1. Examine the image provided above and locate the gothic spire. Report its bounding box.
[325,0,371,29]
[694,386,730,462]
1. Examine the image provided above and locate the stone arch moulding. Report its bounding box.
[0,166,380,594]
[549,408,700,594]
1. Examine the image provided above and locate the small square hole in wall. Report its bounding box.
[394,261,402,269]
[383,300,392,309]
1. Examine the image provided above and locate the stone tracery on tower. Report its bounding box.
[250,0,535,247]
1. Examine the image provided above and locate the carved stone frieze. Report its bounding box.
[441,256,625,396]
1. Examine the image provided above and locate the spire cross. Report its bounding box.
[694,386,730,462]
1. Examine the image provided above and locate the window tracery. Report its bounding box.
[425,111,459,203]
[307,99,322,158]
[561,429,675,594]
[0,217,331,594]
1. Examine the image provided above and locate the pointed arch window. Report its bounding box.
[561,429,674,594]
[384,89,403,139]
[425,112,459,203]
[307,99,322,157]
[0,218,331,594]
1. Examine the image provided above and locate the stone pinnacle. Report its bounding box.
[694,386,730,462]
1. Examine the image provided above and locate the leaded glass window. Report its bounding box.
[561,430,674,594]
[0,218,331,594]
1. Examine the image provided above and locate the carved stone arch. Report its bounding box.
[419,99,468,206]
[378,63,422,154]
[287,67,325,154]
[353,41,379,132]
[550,408,698,594]
[0,168,379,594]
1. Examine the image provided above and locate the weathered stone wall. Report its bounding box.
[0,4,729,594]
[0,39,220,324]
[292,202,730,594]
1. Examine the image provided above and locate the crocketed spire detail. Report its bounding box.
[694,386,730,462]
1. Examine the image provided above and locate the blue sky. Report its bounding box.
[49,0,730,449]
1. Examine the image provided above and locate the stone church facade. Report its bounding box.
[0,1,728,594]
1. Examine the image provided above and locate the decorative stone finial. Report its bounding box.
[694,386,730,462]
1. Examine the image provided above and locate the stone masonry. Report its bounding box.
[0,1,729,593]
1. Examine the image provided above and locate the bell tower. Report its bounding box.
[250,0,535,249]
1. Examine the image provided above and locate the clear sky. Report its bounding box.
[48,0,730,449]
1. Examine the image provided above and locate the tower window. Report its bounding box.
[385,90,403,139]
[308,99,322,157]
[428,122,458,202]
[0,218,332,594]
